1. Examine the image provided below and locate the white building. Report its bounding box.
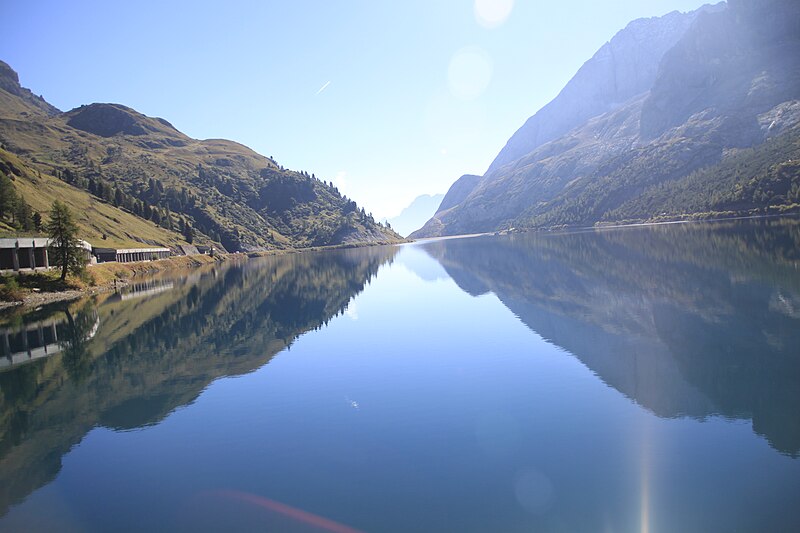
[0,238,93,273]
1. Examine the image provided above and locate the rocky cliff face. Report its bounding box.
[0,60,60,118]
[65,103,184,138]
[641,0,800,139]
[415,0,800,238]
[487,4,723,174]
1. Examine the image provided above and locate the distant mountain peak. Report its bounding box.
[409,174,481,238]
[387,193,445,237]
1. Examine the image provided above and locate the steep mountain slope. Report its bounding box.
[487,3,723,174]
[641,0,800,139]
[0,61,401,251]
[0,62,58,119]
[416,0,800,237]
[387,193,444,237]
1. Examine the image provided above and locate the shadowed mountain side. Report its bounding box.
[419,220,800,455]
[641,0,800,139]
[0,245,398,516]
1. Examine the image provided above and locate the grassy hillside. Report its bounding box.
[0,148,188,248]
[0,62,401,251]
[0,61,401,251]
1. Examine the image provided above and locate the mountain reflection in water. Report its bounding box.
[0,219,798,533]
[419,218,800,456]
[0,245,398,515]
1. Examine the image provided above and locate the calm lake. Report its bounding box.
[1,218,799,532]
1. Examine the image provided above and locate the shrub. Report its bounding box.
[0,275,25,302]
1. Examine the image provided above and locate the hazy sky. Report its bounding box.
[1,0,712,218]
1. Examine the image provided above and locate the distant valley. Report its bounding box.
[387,193,444,237]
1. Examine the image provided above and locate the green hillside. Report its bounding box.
[0,148,188,248]
[604,125,800,223]
[0,61,401,251]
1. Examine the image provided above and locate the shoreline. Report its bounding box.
[509,210,800,237]
[0,238,408,313]
[401,212,800,245]
[0,253,227,312]
[4,211,794,312]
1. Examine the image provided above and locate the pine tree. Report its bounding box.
[182,222,194,244]
[15,197,33,231]
[47,201,86,281]
[0,174,17,221]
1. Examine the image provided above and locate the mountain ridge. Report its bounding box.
[0,60,401,251]
[415,0,800,238]
[485,3,725,175]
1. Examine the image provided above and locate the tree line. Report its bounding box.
[56,168,196,243]
[0,173,42,232]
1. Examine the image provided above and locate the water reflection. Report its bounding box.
[0,303,99,371]
[0,245,397,515]
[419,218,800,456]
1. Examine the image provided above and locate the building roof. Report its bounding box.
[92,247,170,254]
[178,244,199,255]
[0,238,92,250]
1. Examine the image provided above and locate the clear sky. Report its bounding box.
[1,0,712,218]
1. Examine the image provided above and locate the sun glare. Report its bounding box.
[474,0,514,29]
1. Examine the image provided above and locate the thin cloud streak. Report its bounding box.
[316,81,332,95]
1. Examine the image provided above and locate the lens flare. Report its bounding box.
[474,0,514,29]
[448,46,493,101]
[640,421,652,533]
[514,469,555,515]
[217,490,364,533]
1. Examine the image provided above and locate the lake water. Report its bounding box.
[1,218,799,532]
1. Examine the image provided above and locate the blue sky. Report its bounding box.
[1,0,712,218]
